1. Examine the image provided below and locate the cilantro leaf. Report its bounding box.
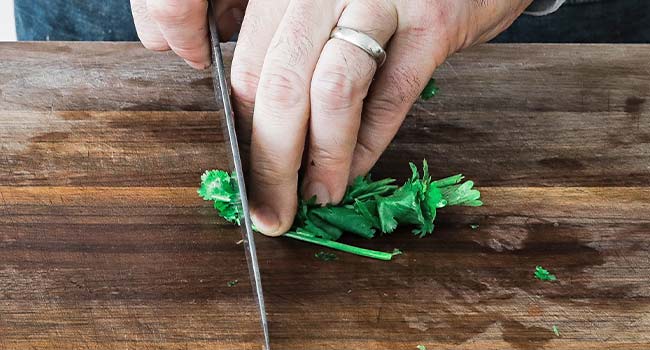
[198,170,242,224]
[534,266,557,281]
[377,181,425,233]
[420,78,439,100]
[353,199,381,229]
[343,175,397,204]
[439,180,482,206]
[199,160,482,260]
[311,206,376,239]
[302,214,343,241]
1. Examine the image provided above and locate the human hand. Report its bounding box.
[131,0,533,236]
[130,0,246,69]
[233,0,533,235]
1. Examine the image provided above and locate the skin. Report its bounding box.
[131,0,533,235]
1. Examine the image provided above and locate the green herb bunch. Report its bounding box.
[199,160,482,260]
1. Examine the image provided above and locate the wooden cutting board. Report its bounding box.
[0,42,649,350]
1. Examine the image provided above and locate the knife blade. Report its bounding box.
[207,3,270,349]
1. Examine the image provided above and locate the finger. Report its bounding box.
[130,0,169,51]
[249,0,348,236]
[230,0,290,145]
[303,0,397,204]
[146,0,213,69]
[350,0,531,177]
[350,12,447,179]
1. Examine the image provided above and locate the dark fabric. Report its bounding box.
[15,0,138,41]
[494,0,650,43]
[14,0,650,43]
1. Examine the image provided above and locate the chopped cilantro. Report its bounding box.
[227,280,238,287]
[314,251,338,261]
[534,266,557,281]
[416,345,427,350]
[199,161,482,260]
[198,170,241,224]
[552,325,560,337]
[392,248,403,256]
[470,224,479,230]
[420,78,439,100]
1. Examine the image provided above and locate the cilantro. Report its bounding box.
[534,266,557,281]
[311,206,375,238]
[314,251,338,261]
[420,78,439,100]
[392,248,403,256]
[342,175,397,204]
[416,346,427,350]
[199,160,482,260]
[552,325,560,337]
[198,170,242,224]
[227,279,238,287]
[470,224,479,230]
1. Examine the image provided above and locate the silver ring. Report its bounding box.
[330,26,387,68]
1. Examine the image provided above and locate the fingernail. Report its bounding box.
[185,59,211,70]
[304,181,330,204]
[252,204,280,235]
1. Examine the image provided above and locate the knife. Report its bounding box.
[207,3,271,349]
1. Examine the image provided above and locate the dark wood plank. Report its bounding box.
[0,42,220,112]
[1,43,648,186]
[1,186,648,349]
[1,42,649,349]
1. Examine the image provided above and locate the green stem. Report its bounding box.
[284,231,396,261]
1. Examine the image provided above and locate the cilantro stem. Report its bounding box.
[285,231,396,261]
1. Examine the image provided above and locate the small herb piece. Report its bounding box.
[200,161,482,260]
[227,279,238,287]
[420,78,439,100]
[314,251,338,261]
[552,325,560,337]
[416,345,427,350]
[534,266,557,281]
[392,248,403,256]
[470,224,479,230]
[198,170,241,224]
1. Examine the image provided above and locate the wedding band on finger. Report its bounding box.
[329,26,387,68]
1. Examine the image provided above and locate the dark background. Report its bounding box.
[14,0,650,43]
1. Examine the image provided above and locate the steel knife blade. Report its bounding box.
[207,2,270,349]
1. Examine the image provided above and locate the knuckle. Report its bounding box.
[355,136,381,163]
[309,143,350,169]
[311,68,358,110]
[258,66,307,110]
[368,93,403,119]
[249,158,295,188]
[404,18,435,42]
[364,102,401,131]
[402,1,449,42]
[386,66,423,105]
[146,0,203,23]
[230,63,260,109]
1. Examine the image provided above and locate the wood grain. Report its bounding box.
[1,42,649,350]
